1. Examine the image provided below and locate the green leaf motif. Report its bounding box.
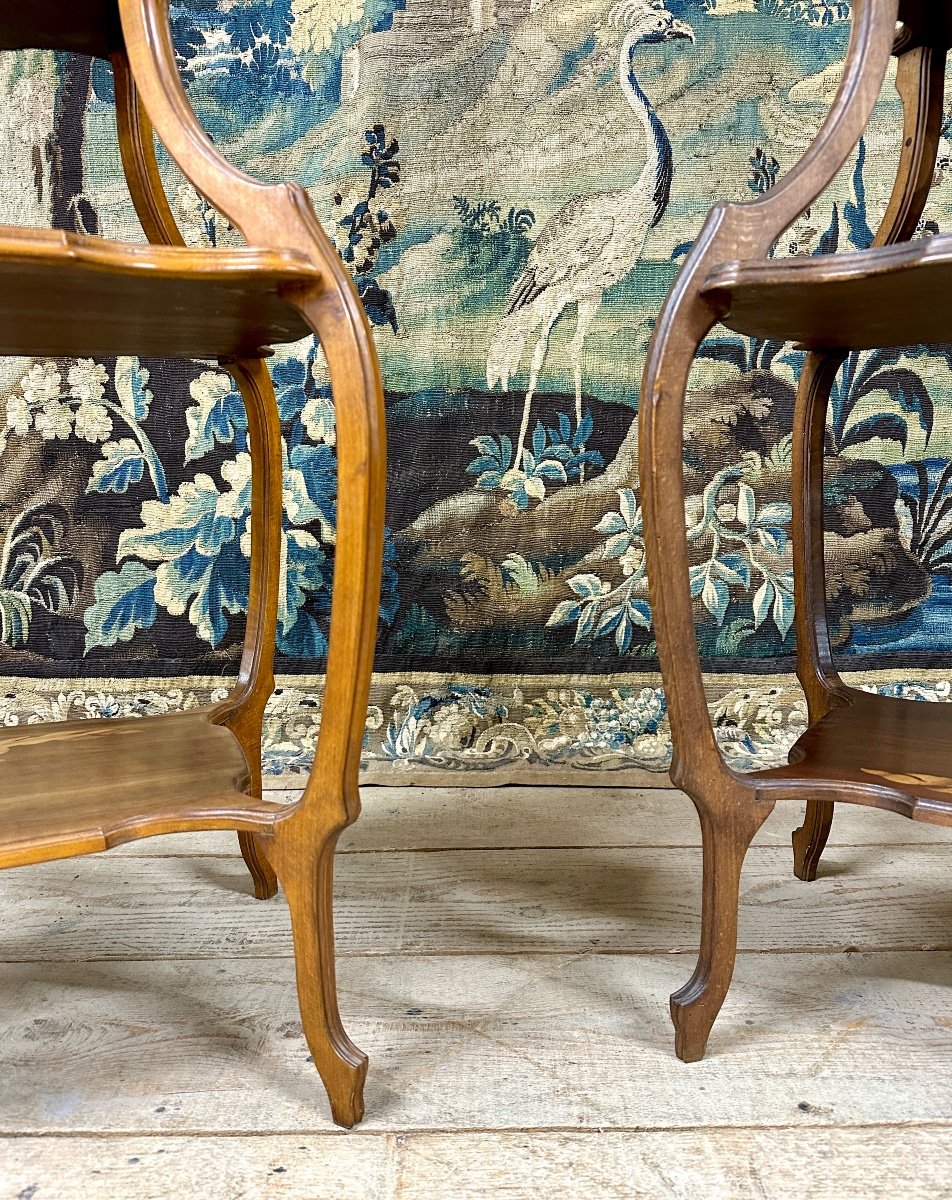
[120,468,248,563]
[84,561,157,652]
[547,599,582,627]
[0,591,31,648]
[279,527,326,640]
[752,579,774,629]
[772,584,795,638]
[568,574,606,599]
[117,460,252,647]
[287,443,337,542]
[736,482,756,529]
[701,575,729,625]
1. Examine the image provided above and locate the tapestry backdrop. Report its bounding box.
[0,0,949,782]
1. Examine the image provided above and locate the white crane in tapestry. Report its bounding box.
[486,0,694,471]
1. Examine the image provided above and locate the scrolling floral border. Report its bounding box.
[0,670,946,786]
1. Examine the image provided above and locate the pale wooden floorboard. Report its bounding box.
[388,1128,952,1200]
[1,952,951,1133]
[0,1135,393,1200]
[5,842,952,961]
[1,785,951,1196]
[2,1127,951,1200]
[110,786,952,856]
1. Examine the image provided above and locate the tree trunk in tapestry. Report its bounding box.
[0,52,101,664]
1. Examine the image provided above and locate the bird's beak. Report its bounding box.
[665,18,695,42]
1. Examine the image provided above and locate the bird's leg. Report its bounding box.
[516,312,561,468]
[566,295,600,483]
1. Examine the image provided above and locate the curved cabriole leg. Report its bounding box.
[119,0,385,1103]
[671,799,772,1061]
[268,824,367,1128]
[790,350,845,883]
[259,284,383,1126]
[238,831,278,900]
[208,356,283,901]
[792,800,834,882]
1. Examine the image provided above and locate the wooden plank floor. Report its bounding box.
[1,785,951,1198]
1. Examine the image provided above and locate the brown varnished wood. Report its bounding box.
[759,690,952,824]
[207,357,283,903]
[0,0,387,1128]
[790,352,848,881]
[0,228,317,358]
[638,0,952,1062]
[117,0,386,1125]
[702,236,952,350]
[0,2,121,56]
[791,34,947,879]
[113,49,186,248]
[791,350,852,726]
[112,47,277,899]
[0,711,284,870]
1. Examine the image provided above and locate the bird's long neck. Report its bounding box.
[620,34,673,229]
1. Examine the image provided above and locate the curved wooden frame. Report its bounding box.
[640,0,949,1061]
[117,0,386,1125]
[0,0,385,1127]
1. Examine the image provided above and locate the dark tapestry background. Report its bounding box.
[0,0,949,781]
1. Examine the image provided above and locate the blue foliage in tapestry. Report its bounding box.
[167,0,405,122]
[334,125,402,332]
[467,414,604,510]
[540,122,952,661]
[72,351,398,658]
[13,0,952,720]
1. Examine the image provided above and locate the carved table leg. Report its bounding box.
[206,357,283,901]
[671,797,772,1061]
[268,820,368,1128]
[792,799,834,882]
[791,350,847,884]
[238,831,278,900]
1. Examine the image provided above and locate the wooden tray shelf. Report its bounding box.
[759,691,952,825]
[702,236,952,351]
[0,0,389,1127]
[0,711,283,870]
[638,1,952,1066]
[0,228,318,359]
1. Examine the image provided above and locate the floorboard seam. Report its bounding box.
[2,945,950,964]
[1,1120,950,1139]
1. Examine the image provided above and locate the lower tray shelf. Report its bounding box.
[0,710,282,868]
[758,690,952,824]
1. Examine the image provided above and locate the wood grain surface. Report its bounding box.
[6,840,952,961]
[0,783,949,1196]
[0,712,285,869]
[704,234,952,350]
[4,1127,950,1200]
[1,0,388,1126]
[107,787,952,856]
[638,0,952,1064]
[2,1128,951,1200]
[0,227,317,358]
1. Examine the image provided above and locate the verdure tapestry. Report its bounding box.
[0,0,950,783]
